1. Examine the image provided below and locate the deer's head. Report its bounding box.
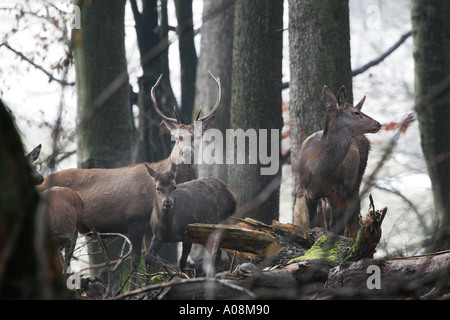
[322,86,381,136]
[145,162,178,210]
[151,71,221,165]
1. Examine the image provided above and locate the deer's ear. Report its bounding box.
[337,86,347,107]
[27,144,42,162]
[355,96,366,110]
[144,163,158,179]
[322,86,337,107]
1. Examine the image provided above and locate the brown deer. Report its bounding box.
[297,86,381,238]
[38,72,221,285]
[26,145,82,272]
[144,162,236,271]
[39,186,83,272]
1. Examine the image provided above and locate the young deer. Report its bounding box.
[298,86,381,238]
[144,162,236,271]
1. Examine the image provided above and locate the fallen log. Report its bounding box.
[326,251,450,299]
[185,197,387,268]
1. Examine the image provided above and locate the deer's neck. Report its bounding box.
[320,128,353,173]
[153,203,174,237]
[175,163,197,183]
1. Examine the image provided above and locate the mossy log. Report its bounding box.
[185,200,388,268]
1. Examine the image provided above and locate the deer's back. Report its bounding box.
[40,164,156,234]
[298,131,370,199]
[171,178,236,233]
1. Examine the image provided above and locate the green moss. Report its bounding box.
[343,229,364,262]
[150,274,169,283]
[288,233,354,266]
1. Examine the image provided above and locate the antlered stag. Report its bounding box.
[144,162,236,271]
[39,72,221,285]
[297,86,381,238]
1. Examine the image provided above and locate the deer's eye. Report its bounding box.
[156,187,161,192]
[354,111,360,116]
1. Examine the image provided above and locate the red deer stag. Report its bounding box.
[144,162,236,272]
[297,86,381,238]
[39,72,221,286]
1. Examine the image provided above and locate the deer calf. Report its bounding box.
[144,162,237,271]
[298,86,381,238]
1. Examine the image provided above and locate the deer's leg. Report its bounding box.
[180,237,192,271]
[305,197,319,228]
[327,188,347,236]
[344,192,361,238]
[145,236,163,265]
[127,225,146,290]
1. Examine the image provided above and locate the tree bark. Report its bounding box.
[131,0,178,163]
[175,0,197,125]
[195,0,234,181]
[73,0,134,169]
[288,0,353,226]
[228,0,284,224]
[411,0,450,249]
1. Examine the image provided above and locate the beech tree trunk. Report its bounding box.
[411,0,450,250]
[228,0,284,224]
[195,0,234,181]
[73,0,134,169]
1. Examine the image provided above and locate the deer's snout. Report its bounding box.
[371,121,382,133]
[163,198,174,209]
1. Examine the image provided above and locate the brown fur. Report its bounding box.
[145,162,236,271]
[298,86,381,238]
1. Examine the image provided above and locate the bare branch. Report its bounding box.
[0,42,75,86]
[352,31,412,77]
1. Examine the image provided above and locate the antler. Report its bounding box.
[151,74,180,124]
[196,71,222,122]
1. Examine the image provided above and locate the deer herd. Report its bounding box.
[25,72,381,286]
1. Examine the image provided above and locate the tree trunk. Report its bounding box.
[131,0,178,164]
[289,0,353,226]
[195,0,234,181]
[175,0,197,125]
[228,0,284,224]
[73,0,134,169]
[411,0,450,250]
